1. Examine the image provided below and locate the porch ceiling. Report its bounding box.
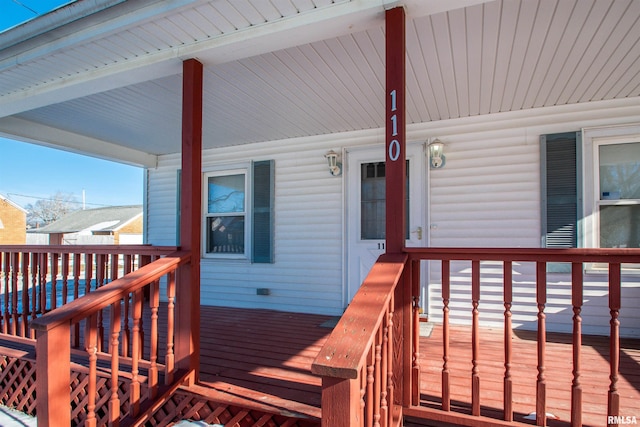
[0,0,639,166]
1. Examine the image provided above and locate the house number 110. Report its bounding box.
[388,89,400,161]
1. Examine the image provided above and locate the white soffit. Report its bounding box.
[0,0,638,164]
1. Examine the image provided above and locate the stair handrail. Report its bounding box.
[31,250,191,427]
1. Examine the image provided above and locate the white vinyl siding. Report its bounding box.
[146,103,640,335]
[148,136,348,315]
[425,124,640,338]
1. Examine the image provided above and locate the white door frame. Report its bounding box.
[344,142,427,307]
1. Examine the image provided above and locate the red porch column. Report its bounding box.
[176,58,203,382]
[385,6,406,254]
[386,5,411,413]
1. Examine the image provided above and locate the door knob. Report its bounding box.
[411,226,423,240]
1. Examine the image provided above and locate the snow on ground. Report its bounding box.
[0,406,37,427]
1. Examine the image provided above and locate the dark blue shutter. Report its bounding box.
[541,132,582,248]
[252,160,274,263]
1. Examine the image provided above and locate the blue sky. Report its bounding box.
[0,0,144,209]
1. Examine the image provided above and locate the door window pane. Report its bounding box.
[360,161,409,240]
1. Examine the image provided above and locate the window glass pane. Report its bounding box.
[361,162,386,239]
[208,174,245,213]
[360,161,409,240]
[599,142,640,200]
[599,205,640,248]
[207,216,245,253]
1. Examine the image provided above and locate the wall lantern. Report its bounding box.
[428,139,446,169]
[325,150,342,176]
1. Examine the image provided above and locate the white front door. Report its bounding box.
[346,143,426,304]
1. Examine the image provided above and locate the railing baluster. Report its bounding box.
[85,313,99,427]
[360,364,366,426]
[411,259,420,406]
[386,295,395,427]
[96,254,106,352]
[109,302,121,427]
[39,253,47,314]
[503,261,513,422]
[110,253,119,282]
[471,260,480,416]
[11,252,19,335]
[2,251,9,334]
[165,270,176,384]
[130,288,142,417]
[571,262,583,427]
[536,261,547,426]
[122,255,133,357]
[374,330,382,427]
[366,348,374,427]
[61,253,69,306]
[73,253,81,347]
[380,309,389,427]
[21,252,29,337]
[442,259,450,412]
[85,253,93,295]
[50,253,58,310]
[148,279,160,400]
[608,262,621,420]
[30,253,38,338]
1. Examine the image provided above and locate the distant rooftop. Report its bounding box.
[32,205,142,234]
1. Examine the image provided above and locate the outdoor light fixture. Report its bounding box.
[325,150,342,176]
[428,139,446,169]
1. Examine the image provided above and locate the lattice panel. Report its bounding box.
[70,369,149,426]
[0,351,319,427]
[0,355,37,414]
[146,390,320,427]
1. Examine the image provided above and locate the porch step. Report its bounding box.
[155,383,320,427]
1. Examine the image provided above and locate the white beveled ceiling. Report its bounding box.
[0,0,638,166]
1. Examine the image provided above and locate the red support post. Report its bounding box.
[176,58,203,383]
[320,376,362,427]
[35,325,71,427]
[385,6,406,254]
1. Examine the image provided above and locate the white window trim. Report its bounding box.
[202,163,252,261]
[583,124,640,272]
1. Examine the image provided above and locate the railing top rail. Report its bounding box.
[405,246,640,263]
[31,250,190,332]
[312,253,407,380]
[0,244,178,256]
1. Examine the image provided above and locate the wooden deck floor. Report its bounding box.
[194,306,335,421]
[416,324,640,427]
[195,307,640,427]
[1,306,639,426]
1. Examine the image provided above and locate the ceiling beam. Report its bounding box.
[0,116,157,168]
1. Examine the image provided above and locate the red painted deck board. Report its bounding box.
[195,307,640,426]
[418,324,640,426]
[195,306,334,420]
[2,305,638,426]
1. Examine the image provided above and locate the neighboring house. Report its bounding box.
[29,205,143,245]
[0,194,27,244]
[0,0,638,337]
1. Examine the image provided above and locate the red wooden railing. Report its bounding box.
[312,253,410,427]
[0,245,176,341]
[314,247,640,427]
[24,248,190,427]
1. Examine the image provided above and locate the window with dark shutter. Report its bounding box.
[540,132,582,249]
[252,160,274,263]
